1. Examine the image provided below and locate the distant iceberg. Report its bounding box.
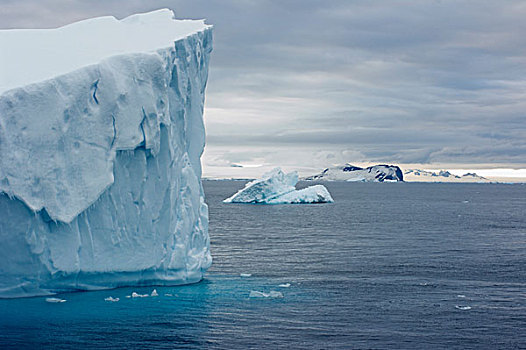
[224,168,333,204]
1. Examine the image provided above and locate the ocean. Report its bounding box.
[1,181,525,349]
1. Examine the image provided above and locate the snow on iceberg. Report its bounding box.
[0,9,212,298]
[224,168,333,204]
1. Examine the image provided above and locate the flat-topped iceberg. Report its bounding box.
[224,168,333,204]
[0,9,212,298]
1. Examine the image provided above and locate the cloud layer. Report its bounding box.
[2,0,525,172]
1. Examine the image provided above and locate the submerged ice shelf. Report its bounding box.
[224,168,334,204]
[0,9,212,298]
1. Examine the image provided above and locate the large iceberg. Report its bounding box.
[0,9,212,298]
[224,168,334,204]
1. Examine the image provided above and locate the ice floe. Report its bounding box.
[45,297,66,303]
[249,290,284,298]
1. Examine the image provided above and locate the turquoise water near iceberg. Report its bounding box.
[1,181,526,349]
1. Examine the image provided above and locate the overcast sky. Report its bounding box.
[1,0,525,175]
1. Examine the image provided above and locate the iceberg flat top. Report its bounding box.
[0,9,209,94]
[0,10,212,223]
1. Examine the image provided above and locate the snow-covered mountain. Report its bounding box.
[0,10,212,298]
[404,169,490,183]
[305,164,404,182]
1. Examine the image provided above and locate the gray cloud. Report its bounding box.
[1,0,525,171]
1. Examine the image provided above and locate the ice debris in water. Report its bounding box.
[249,290,284,298]
[278,283,291,288]
[45,297,66,303]
[131,292,149,298]
[457,294,466,298]
[224,168,333,204]
[455,305,472,310]
[104,296,120,302]
[165,293,173,297]
[151,289,158,297]
[240,273,252,277]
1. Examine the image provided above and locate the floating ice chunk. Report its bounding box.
[151,289,158,297]
[131,292,149,298]
[278,283,291,288]
[462,200,470,203]
[240,273,252,278]
[104,296,120,302]
[249,290,283,298]
[224,168,333,204]
[45,297,66,303]
[164,293,173,297]
[457,294,466,298]
[419,282,435,287]
[268,291,284,298]
[249,291,267,298]
[455,305,472,310]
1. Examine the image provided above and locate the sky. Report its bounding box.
[1,0,525,177]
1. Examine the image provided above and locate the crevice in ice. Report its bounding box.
[91,79,100,104]
[139,108,148,150]
[110,114,117,149]
[39,208,54,223]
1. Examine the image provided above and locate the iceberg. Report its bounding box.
[224,168,333,204]
[0,9,212,298]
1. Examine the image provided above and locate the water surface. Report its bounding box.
[1,181,525,349]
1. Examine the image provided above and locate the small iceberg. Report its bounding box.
[104,296,120,302]
[131,292,149,298]
[224,168,333,204]
[240,273,252,278]
[151,289,159,297]
[249,290,284,298]
[455,305,472,310]
[45,297,66,303]
[278,283,291,288]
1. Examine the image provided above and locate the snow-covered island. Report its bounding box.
[305,164,404,182]
[0,10,212,297]
[224,168,334,204]
[404,169,491,183]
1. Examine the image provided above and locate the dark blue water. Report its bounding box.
[1,181,525,349]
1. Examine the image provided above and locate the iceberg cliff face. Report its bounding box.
[0,10,212,297]
[224,168,334,204]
